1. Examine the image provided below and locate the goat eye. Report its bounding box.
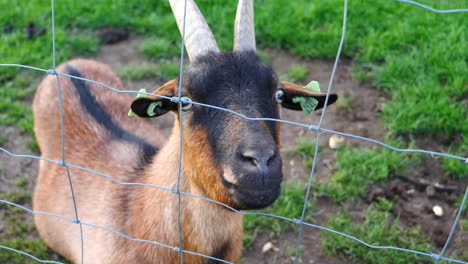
[180,96,193,111]
[275,90,284,103]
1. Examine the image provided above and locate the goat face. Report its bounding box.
[186,51,282,210]
[130,0,337,210]
[130,51,337,210]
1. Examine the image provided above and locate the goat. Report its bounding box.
[32,0,337,263]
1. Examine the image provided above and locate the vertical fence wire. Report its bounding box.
[50,0,84,263]
[293,0,349,262]
[0,0,467,264]
[434,186,468,264]
[175,0,189,262]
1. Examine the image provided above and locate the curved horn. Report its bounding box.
[169,0,219,61]
[233,0,256,51]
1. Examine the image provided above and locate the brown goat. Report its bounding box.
[32,0,337,263]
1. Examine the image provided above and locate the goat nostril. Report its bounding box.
[242,154,259,167]
[241,150,276,168]
[266,152,276,166]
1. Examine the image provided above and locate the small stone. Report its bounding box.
[328,135,345,149]
[432,205,443,217]
[406,188,416,195]
[425,185,436,197]
[262,242,274,253]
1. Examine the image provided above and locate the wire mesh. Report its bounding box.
[0,0,467,263]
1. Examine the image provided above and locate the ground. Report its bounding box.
[1,35,466,264]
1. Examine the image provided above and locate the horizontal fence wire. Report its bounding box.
[0,0,467,263]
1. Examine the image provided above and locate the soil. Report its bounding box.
[0,36,466,263]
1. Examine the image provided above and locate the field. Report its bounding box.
[0,0,467,263]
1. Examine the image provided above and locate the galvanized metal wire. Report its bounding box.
[0,0,467,263]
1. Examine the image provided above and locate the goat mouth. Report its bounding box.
[222,177,281,210]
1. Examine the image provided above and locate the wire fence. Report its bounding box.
[0,0,467,263]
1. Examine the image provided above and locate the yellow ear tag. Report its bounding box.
[128,89,149,116]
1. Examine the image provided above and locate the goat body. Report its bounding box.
[33,59,243,263]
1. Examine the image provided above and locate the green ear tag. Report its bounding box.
[128,89,149,116]
[292,97,318,116]
[306,80,321,93]
[292,81,320,116]
[147,101,163,117]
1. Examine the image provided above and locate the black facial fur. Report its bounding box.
[66,65,158,171]
[186,51,279,162]
[184,51,282,209]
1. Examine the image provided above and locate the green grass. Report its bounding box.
[119,61,180,81]
[14,175,28,187]
[286,65,308,83]
[441,136,468,180]
[243,182,313,248]
[319,138,420,202]
[0,190,66,263]
[321,198,431,264]
[287,138,318,168]
[0,74,38,150]
[0,80,35,134]
[138,37,180,59]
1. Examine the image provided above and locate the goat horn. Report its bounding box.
[169,0,219,61]
[233,0,256,52]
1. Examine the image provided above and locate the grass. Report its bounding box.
[287,138,318,168]
[14,175,28,187]
[243,182,314,248]
[321,198,431,264]
[0,75,36,133]
[0,190,66,263]
[0,215,64,263]
[0,74,38,151]
[286,65,308,83]
[119,61,179,81]
[291,138,464,205]
[138,37,181,59]
[319,138,420,202]
[441,136,468,180]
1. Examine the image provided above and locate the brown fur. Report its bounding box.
[33,59,243,263]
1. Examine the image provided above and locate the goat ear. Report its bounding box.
[277,81,338,111]
[130,79,178,118]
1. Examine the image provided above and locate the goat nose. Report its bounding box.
[241,149,276,169]
[235,145,282,187]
